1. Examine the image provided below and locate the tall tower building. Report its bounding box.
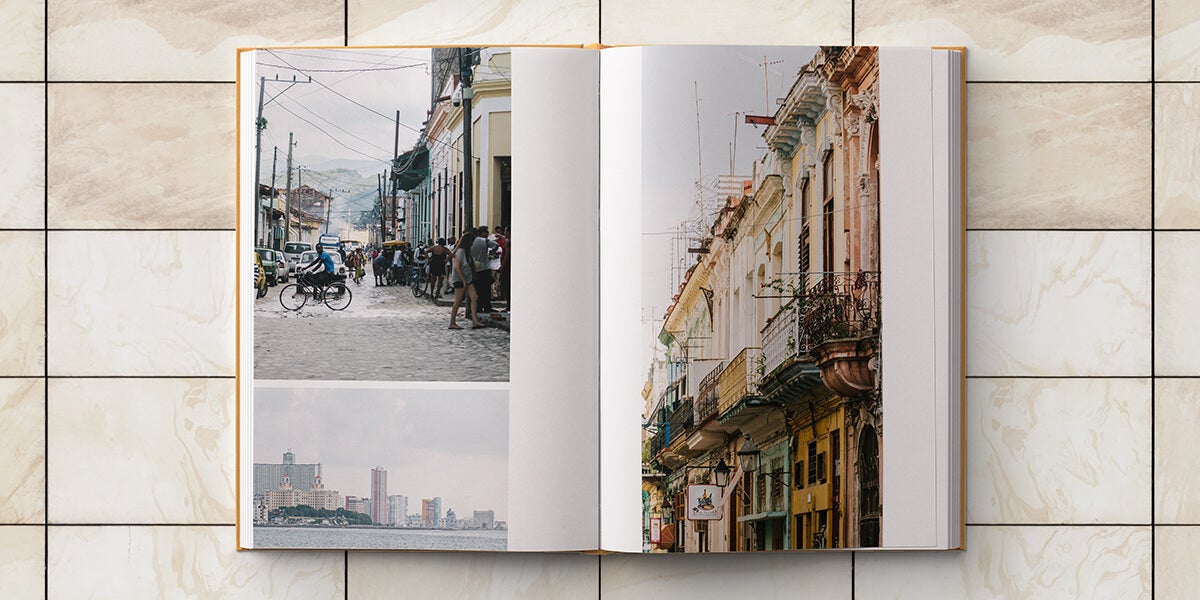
[387,495,408,526]
[370,467,388,524]
[433,497,442,526]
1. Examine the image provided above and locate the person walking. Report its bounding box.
[470,226,500,314]
[448,232,484,330]
[426,238,450,298]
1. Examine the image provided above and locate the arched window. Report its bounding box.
[822,152,835,274]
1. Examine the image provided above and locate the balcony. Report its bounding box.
[696,361,725,424]
[668,397,695,439]
[718,347,761,416]
[759,271,881,395]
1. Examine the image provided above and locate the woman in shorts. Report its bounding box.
[448,231,484,330]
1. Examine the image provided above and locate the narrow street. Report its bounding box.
[254,278,509,382]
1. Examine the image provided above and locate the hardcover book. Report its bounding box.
[236,44,964,553]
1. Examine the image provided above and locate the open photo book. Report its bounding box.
[236,45,965,553]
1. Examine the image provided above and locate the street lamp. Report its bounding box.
[713,458,731,488]
[737,434,761,474]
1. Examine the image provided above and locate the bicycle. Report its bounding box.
[279,273,353,311]
[410,264,426,298]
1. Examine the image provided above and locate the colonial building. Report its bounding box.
[643,47,882,552]
[396,48,512,243]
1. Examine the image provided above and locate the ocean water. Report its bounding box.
[254,527,508,551]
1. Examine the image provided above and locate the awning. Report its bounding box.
[392,146,430,192]
[737,511,788,523]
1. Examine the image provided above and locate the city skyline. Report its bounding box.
[254,385,508,521]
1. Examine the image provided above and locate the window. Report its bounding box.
[817,452,827,484]
[799,178,811,274]
[794,460,804,489]
[807,441,818,486]
[822,152,835,274]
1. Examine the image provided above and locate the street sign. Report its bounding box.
[686,484,722,521]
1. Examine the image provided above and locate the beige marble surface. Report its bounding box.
[1156,526,1200,598]
[47,379,235,524]
[0,85,45,228]
[0,0,44,81]
[967,231,1151,376]
[1155,84,1200,228]
[967,378,1151,524]
[0,232,46,376]
[46,231,235,377]
[1155,232,1200,376]
[967,83,1151,229]
[600,0,850,45]
[349,552,598,598]
[350,0,597,45]
[1156,0,1200,80]
[0,526,44,599]
[5,1,1187,598]
[47,84,235,229]
[0,379,45,524]
[601,552,851,597]
[48,526,343,598]
[855,526,1151,598]
[856,0,1152,81]
[48,0,344,82]
[1155,379,1200,523]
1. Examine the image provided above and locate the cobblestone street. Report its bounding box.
[254,280,509,382]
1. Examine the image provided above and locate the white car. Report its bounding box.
[298,250,347,278]
[283,242,313,275]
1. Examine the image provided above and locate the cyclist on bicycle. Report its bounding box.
[302,243,337,289]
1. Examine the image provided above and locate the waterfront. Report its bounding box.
[254,527,507,551]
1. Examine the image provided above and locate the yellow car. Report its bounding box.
[253,252,268,299]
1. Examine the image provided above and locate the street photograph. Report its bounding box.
[639,46,884,552]
[248,47,512,382]
[251,383,508,550]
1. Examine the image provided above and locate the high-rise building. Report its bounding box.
[387,495,408,526]
[370,467,388,524]
[472,510,495,529]
[433,497,442,526]
[345,495,367,515]
[253,451,319,494]
[445,508,456,528]
[421,498,437,527]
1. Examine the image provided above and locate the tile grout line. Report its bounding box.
[1149,0,1157,592]
[42,0,49,593]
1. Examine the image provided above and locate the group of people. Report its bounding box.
[365,225,511,330]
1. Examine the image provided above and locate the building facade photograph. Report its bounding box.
[642,47,882,553]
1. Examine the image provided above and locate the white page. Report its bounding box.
[598,46,644,553]
[507,47,602,551]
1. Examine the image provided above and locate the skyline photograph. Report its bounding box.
[253,384,508,522]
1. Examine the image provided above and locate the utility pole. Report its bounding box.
[459,48,475,230]
[268,146,278,249]
[297,166,304,242]
[378,173,387,242]
[253,76,266,246]
[392,110,401,243]
[283,132,294,245]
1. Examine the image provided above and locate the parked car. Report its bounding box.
[298,250,347,277]
[253,252,267,298]
[271,249,288,284]
[255,247,280,286]
[282,241,313,276]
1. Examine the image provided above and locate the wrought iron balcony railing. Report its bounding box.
[758,271,880,376]
[668,397,695,439]
[717,347,762,415]
[696,361,725,424]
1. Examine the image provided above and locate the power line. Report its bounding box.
[270,50,431,66]
[268,100,393,166]
[256,62,426,74]
[273,93,396,155]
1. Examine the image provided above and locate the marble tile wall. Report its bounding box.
[1,0,1193,598]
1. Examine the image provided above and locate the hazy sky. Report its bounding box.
[252,48,435,221]
[254,385,508,520]
[639,46,817,365]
